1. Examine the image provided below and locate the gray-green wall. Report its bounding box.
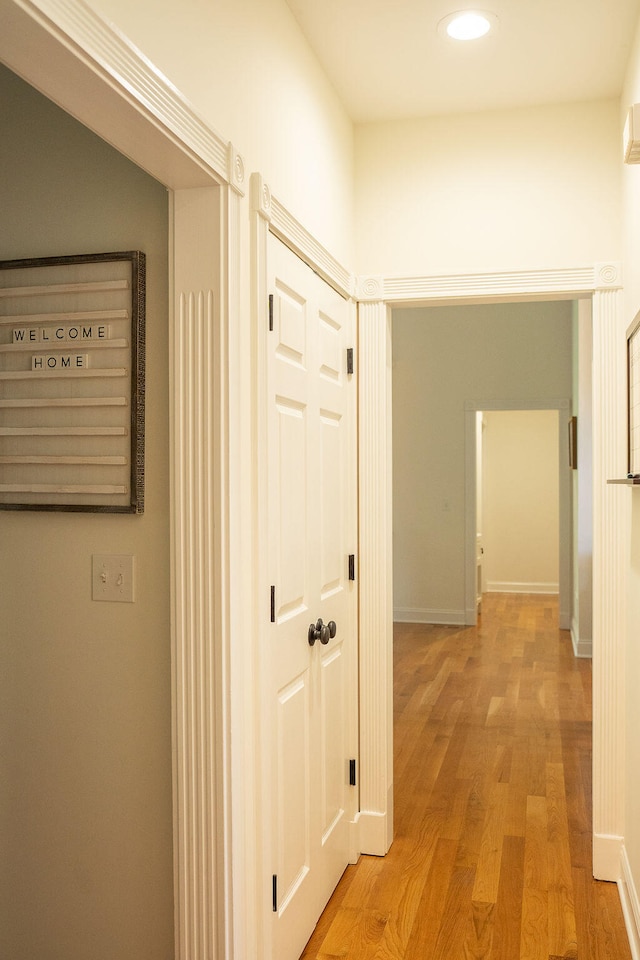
[392,301,573,621]
[0,65,174,960]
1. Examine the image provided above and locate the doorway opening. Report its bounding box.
[390,299,584,635]
[474,408,563,616]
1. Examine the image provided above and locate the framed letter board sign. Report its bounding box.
[0,251,145,513]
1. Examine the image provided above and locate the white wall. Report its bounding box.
[392,301,572,624]
[355,99,621,276]
[482,409,559,594]
[85,0,355,268]
[0,65,173,960]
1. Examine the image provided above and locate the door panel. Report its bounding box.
[276,673,311,907]
[267,235,356,960]
[320,643,345,837]
[275,398,307,619]
[319,412,342,596]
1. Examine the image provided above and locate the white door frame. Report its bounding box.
[2,14,629,960]
[463,398,572,627]
[357,268,627,882]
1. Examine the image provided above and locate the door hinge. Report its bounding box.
[268,293,274,331]
[347,347,354,375]
[270,585,276,623]
[349,758,357,786]
[348,554,355,581]
[272,874,278,912]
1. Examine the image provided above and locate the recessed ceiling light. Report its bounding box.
[439,10,497,41]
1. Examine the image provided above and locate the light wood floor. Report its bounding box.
[300,593,631,960]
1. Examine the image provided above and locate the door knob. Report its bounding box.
[308,618,335,646]
[308,618,327,646]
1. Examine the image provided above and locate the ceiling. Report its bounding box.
[284,0,640,123]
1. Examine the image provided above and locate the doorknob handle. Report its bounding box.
[308,618,326,646]
[308,618,336,646]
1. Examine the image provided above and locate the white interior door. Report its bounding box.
[267,234,357,960]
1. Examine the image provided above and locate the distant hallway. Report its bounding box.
[300,593,630,960]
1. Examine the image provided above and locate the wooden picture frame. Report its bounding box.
[0,251,145,513]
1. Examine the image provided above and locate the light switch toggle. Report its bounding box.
[92,554,135,603]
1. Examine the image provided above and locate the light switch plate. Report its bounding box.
[92,554,135,602]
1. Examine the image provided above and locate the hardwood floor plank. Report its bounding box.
[298,595,633,960]
[520,886,548,960]
[591,869,636,960]
[492,835,525,960]
[403,838,458,960]
[306,906,388,960]
[466,900,495,958]
[440,777,473,842]
[472,780,509,903]
[546,762,578,958]
[523,794,548,890]
[431,866,476,959]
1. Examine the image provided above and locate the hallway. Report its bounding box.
[300,594,631,959]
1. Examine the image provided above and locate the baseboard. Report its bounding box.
[393,607,466,625]
[355,789,394,857]
[486,581,559,594]
[348,817,361,865]
[593,833,623,881]
[619,845,640,960]
[571,619,593,658]
[356,812,390,856]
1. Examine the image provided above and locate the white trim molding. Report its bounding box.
[357,262,622,304]
[592,284,628,879]
[486,582,559,594]
[358,299,394,856]
[620,846,640,960]
[227,143,247,196]
[252,173,353,299]
[570,618,593,659]
[393,607,466,625]
[171,179,250,960]
[171,187,223,960]
[0,0,231,189]
[360,265,626,885]
[593,834,624,881]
